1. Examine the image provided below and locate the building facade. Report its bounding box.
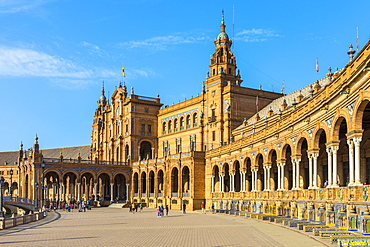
[2,16,370,232]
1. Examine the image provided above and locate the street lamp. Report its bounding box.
[0,176,4,217]
[41,161,46,211]
[9,169,13,198]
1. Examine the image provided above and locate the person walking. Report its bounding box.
[139,203,143,212]
[182,202,186,214]
[201,201,206,214]
[165,205,169,216]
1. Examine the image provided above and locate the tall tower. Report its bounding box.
[91,83,162,163]
[204,12,242,150]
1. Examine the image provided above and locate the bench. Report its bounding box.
[331,235,370,245]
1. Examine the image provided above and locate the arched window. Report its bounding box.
[162,122,167,134]
[174,118,178,131]
[193,113,198,127]
[116,107,120,116]
[186,115,191,128]
[180,117,184,130]
[168,120,172,133]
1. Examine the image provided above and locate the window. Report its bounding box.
[180,117,184,130]
[186,115,191,127]
[212,131,216,141]
[148,124,152,134]
[162,122,167,133]
[144,108,149,113]
[174,118,178,131]
[193,113,198,127]
[125,124,129,132]
[116,107,120,116]
[141,124,145,133]
[168,120,172,133]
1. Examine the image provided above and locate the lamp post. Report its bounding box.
[41,161,46,211]
[9,169,13,198]
[0,176,4,217]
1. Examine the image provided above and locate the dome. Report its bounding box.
[217,31,229,41]
[100,94,106,101]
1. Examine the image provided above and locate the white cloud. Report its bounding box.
[0,46,93,78]
[0,0,49,14]
[235,28,282,42]
[120,34,207,51]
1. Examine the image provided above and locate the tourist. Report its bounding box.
[211,204,215,214]
[201,201,206,214]
[160,205,164,216]
[139,203,143,212]
[183,203,186,214]
[157,207,161,218]
[165,205,169,216]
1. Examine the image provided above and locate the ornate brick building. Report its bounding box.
[2,15,370,232]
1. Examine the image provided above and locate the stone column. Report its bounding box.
[281,163,285,190]
[277,163,281,190]
[251,170,255,191]
[59,182,63,202]
[296,160,301,190]
[219,175,222,192]
[312,153,319,188]
[230,174,235,192]
[239,172,243,192]
[211,176,215,193]
[326,148,332,187]
[110,183,114,201]
[292,161,296,190]
[254,170,258,191]
[308,155,313,189]
[347,139,355,186]
[332,146,339,187]
[354,137,362,186]
[77,183,81,202]
[266,166,271,191]
[94,183,98,201]
[220,175,225,192]
[126,184,129,202]
[263,167,267,191]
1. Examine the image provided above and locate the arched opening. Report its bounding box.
[81,172,94,201]
[133,173,139,195]
[298,138,309,189]
[157,170,164,196]
[171,168,179,197]
[182,166,190,196]
[98,173,110,201]
[270,150,278,191]
[140,172,147,196]
[282,145,293,190]
[317,130,328,187]
[193,113,198,127]
[213,165,220,192]
[125,144,130,160]
[234,161,241,192]
[336,118,349,186]
[256,154,264,191]
[113,174,127,201]
[140,141,152,160]
[223,163,230,192]
[245,158,252,191]
[149,171,155,197]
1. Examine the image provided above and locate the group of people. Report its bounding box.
[63,201,92,212]
[157,205,169,217]
[129,203,143,213]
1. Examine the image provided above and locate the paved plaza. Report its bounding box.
[0,207,329,246]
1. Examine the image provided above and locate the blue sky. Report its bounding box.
[1,0,369,152]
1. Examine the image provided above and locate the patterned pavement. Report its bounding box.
[0,207,330,246]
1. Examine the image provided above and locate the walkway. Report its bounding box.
[0,208,329,246]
